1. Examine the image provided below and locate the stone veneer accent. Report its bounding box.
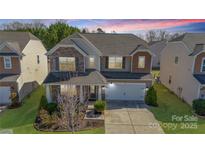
[49,47,85,72]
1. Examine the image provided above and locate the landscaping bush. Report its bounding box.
[39,96,48,110]
[45,103,58,115]
[193,99,205,116]
[39,96,58,115]
[94,100,106,113]
[145,86,158,107]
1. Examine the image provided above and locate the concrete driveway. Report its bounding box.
[105,101,164,134]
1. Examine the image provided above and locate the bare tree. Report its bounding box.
[146,30,158,42]
[158,30,169,41]
[57,85,89,133]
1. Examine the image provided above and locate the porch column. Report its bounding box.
[80,85,83,103]
[46,84,52,103]
[98,85,102,100]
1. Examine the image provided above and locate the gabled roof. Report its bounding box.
[169,33,205,55]
[0,31,39,52]
[48,32,149,56]
[43,70,107,85]
[149,40,167,55]
[193,74,205,84]
[80,33,149,56]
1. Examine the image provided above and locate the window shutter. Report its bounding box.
[55,57,59,71]
[105,57,109,69]
[122,57,126,69]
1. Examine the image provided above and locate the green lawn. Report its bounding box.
[0,86,104,134]
[150,83,205,134]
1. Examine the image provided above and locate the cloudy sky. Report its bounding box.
[1,19,205,34]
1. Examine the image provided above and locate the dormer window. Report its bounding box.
[201,58,205,72]
[4,56,12,69]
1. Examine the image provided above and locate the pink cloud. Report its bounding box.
[88,19,205,32]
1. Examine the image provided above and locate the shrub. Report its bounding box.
[39,96,48,110]
[193,99,205,116]
[94,100,106,113]
[45,103,58,115]
[145,86,158,107]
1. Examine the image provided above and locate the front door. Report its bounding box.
[89,85,98,101]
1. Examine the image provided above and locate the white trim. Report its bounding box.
[78,33,102,56]
[46,85,52,103]
[0,42,20,55]
[200,57,205,73]
[150,55,153,72]
[48,44,88,57]
[3,56,12,69]
[130,49,153,56]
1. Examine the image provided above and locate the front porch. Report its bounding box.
[44,71,108,103]
[45,84,106,103]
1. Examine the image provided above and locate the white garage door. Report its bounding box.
[0,87,11,104]
[105,83,146,101]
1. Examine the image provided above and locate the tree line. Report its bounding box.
[1,21,80,50]
[0,21,184,50]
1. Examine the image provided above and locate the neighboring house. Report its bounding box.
[44,33,153,103]
[0,32,48,105]
[149,40,167,69]
[160,33,205,105]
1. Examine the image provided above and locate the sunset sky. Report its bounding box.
[1,19,205,35]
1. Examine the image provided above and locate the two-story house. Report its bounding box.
[44,33,152,103]
[160,33,205,104]
[0,32,48,105]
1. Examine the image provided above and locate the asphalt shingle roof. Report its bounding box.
[50,33,149,56]
[80,33,149,56]
[100,71,151,80]
[0,32,39,52]
[194,74,205,84]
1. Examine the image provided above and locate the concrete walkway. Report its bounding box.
[105,101,164,134]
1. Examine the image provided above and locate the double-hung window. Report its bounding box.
[201,58,205,72]
[108,56,123,69]
[59,57,76,71]
[88,57,95,68]
[138,56,145,68]
[4,56,12,69]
